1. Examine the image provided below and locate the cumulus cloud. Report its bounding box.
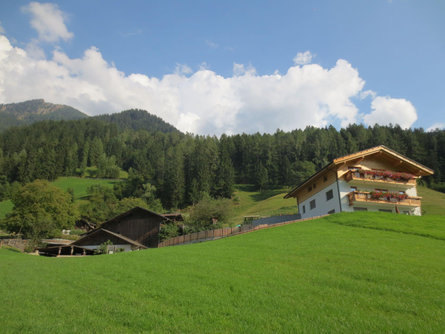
[0,34,417,134]
[22,2,73,43]
[293,51,313,65]
[363,96,417,129]
[426,123,444,132]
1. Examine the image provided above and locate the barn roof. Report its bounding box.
[284,145,434,199]
[71,228,147,249]
[100,206,171,230]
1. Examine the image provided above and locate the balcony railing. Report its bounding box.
[347,191,421,207]
[344,170,416,188]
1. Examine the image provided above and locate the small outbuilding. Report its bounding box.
[71,207,170,252]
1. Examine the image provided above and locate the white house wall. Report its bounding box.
[298,182,341,219]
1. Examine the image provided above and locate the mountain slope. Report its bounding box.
[94,109,181,133]
[0,99,88,131]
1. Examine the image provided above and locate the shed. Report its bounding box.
[71,207,170,252]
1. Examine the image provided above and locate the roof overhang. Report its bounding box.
[71,228,148,249]
[284,145,434,199]
[284,162,336,199]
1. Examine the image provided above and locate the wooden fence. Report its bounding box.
[158,214,328,248]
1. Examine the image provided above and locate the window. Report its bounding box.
[353,207,367,211]
[310,199,316,210]
[313,182,317,189]
[328,209,335,214]
[323,175,328,182]
[307,186,312,193]
[302,205,306,214]
[326,189,333,201]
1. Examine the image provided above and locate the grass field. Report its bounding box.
[231,184,296,224]
[418,185,445,215]
[1,212,445,333]
[51,176,119,200]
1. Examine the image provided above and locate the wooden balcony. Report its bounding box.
[347,191,421,208]
[344,170,416,190]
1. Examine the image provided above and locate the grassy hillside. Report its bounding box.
[1,212,445,333]
[51,177,119,200]
[0,177,119,219]
[418,185,445,215]
[231,185,296,224]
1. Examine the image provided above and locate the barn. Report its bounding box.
[70,206,170,253]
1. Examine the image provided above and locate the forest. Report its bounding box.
[1,110,445,212]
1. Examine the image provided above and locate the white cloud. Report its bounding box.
[0,34,417,135]
[363,96,417,129]
[22,2,73,43]
[0,21,5,34]
[175,64,192,75]
[426,122,444,132]
[293,51,314,65]
[205,40,219,49]
[359,89,376,100]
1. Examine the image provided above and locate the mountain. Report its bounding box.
[94,109,181,133]
[0,99,88,132]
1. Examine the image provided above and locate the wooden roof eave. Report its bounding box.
[284,162,336,199]
[333,145,434,176]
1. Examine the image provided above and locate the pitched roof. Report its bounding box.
[284,145,434,199]
[100,206,171,230]
[71,228,147,249]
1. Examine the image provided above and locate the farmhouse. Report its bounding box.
[70,206,171,253]
[285,145,434,218]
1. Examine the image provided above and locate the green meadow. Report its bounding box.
[51,176,119,200]
[231,184,296,224]
[1,212,445,333]
[418,185,445,215]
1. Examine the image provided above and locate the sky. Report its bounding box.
[0,1,444,135]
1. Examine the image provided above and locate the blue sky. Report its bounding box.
[0,1,444,134]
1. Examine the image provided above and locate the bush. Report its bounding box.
[188,197,232,231]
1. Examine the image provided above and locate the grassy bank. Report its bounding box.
[1,212,445,333]
[231,184,296,224]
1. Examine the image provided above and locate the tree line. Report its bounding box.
[1,117,444,209]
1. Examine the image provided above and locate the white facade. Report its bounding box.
[298,182,341,219]
[299,179,421,217]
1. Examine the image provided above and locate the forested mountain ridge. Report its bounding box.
[0,99,181,134]
[0,99,87,132]
[94,109,181,133]
[1,115,444,210]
